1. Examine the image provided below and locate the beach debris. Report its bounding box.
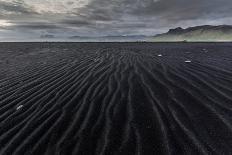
[16,105,23,110]
[158,54,162,57]
[185,60,191,63]
[202,48,208,52]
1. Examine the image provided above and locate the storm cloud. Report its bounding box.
[0,0,232,41]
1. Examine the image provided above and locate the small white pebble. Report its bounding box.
[185,60,191,63]
[158,54,162,57]
[202,49,208,52]
[16,105,23,110]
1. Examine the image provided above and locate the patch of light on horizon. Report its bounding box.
[0,20,13,27]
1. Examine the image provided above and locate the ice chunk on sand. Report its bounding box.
[16,105,23,110]
[203,49,208,52]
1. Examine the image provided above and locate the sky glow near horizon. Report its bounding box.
[0,0,232,41]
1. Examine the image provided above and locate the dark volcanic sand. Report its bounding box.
[0,42,232,155]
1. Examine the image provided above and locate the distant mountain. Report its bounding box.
[153,25,232,42]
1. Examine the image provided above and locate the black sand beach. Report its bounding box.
[0,42,232,155]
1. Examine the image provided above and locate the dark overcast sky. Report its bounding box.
[0,0,232,41]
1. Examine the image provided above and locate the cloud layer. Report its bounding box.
[0,0,232,40]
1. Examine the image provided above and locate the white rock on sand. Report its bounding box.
[16,105,23,110]
[185,60,191,63]
[203,49,208,52]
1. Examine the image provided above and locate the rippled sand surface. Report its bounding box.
[0,43,232,155]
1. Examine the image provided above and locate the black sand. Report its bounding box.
[0,42,232,155]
